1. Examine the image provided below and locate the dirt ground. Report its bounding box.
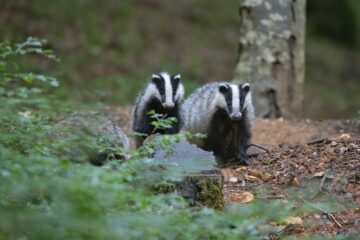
[224,118,360,238]
[109,107,360,238]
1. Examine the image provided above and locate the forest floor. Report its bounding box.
[110,107,360,238]
[223,118,360,238]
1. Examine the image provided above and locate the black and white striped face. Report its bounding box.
[151,72,184,109]
[218,83,251,120]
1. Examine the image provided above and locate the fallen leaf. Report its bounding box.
[235,166,247,172]
[313,171,325,177]
[291,177,300,186]
[248,169,263,178]
[261,173,273,182]
[283,216,303,225]
[339,133,351,140]
[229,177,238,183]
[245,175,258,181]
[238,191,255,203]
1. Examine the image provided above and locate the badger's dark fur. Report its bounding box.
[131,72,185,147]
[182,82,254,165]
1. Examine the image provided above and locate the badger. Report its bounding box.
[131,72,185,147]
[182,82,255,165]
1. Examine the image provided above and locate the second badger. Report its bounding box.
[131,72,185,147]
[182,82,255,165]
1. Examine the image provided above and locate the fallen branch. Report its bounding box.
[303,199,342,228]
[306,138,329,145]
[258,195,286,200]
[247,143,269,152]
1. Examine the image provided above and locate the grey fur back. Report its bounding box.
[182,83,221,133]
[131,83,151,131]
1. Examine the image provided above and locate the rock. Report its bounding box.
[247,145,268,157]
[330,141,337,147]
[153,139,224,210]
[349,143,358,150]
[339,147,348,154]
[48,111,129,165]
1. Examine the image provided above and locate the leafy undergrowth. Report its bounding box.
[0,38,301,240]
[1,38,358,239]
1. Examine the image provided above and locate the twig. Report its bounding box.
[303,199,342,228]
[327,213,342,228]
[257,195,286,200]
[312,170,334,200]
[247,143,269,152]
[318,171,327,192]
[306,138,328,145]
[278,224,304,235]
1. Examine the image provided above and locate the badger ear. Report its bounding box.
[151,74,161,83]
[152,74,161,80]
[242,83,250,93]
[173,74,181,80]
[219,84,229,93]
[172,74,181,85]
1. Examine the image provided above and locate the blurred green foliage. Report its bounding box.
[0,0,239,106]
[0,38,356,239]
[2,0,359,118]
[306,0,360,119]
[0,38,295,239]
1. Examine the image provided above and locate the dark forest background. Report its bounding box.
[1,0,359,119]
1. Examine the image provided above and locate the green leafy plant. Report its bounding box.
[147,110,178,133]
[0,37,59,88]
[0,38,299,239]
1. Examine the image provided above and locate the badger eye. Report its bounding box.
[219,84,229,93]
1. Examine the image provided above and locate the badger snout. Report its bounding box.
[230,112,242,120]
[163,102,175,109]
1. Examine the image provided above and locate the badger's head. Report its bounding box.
[150,72,184,109]
[217,82,251,121]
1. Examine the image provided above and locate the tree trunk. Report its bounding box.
[234,0,306,118]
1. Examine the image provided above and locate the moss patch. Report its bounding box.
[195,176,224,211]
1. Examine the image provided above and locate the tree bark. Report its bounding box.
[234,0,306,118]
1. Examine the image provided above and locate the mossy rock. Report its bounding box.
[176,169,224,210]
[153,139,224,210]
[48,111,129,165]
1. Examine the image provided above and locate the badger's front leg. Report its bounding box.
[235,127,251,165]
[237,140,249,165]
